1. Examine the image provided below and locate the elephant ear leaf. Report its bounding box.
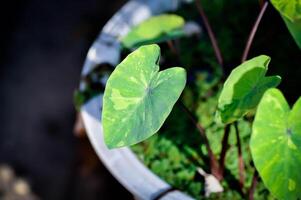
[271,0,301,49]
[102,44,186,149]
[217,55,281,124]
[121,14,185,49]
[250,88,301,200]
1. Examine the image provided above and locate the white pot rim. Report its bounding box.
[79,1,195,199]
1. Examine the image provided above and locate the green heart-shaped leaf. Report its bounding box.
[121,14,185,49]
[217,55,281,124]
[102,44,186,149]
[250,88,301,200]
[271,0,301,49]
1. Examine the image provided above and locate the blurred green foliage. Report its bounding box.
[73,64,113,110]
[121,14,185,49]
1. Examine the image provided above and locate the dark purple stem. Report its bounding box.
[179,102,221,180]
[219,124,231,178]
[195,0,224,70]
[248,170,259,200]
[241,1,269,62]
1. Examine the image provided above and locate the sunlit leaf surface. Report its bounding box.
[121,14,185,49]
[102,44,186,148]
[217,55,281,124]
[250,88,301,200]
[271,0,301,49]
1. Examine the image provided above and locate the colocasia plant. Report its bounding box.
[86,0,301,199]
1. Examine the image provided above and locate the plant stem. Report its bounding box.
[234,122,245,188]
[167,40,184,67]
[239,3,266,191]
[167,41,221,179]
[179,102,221,180]
[195,0,224,71]
[248,170,259,200]
[219,124,231,178]
[241,1,269,62]
[167,40,180,58]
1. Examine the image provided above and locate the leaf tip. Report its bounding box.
[255,55,271,69]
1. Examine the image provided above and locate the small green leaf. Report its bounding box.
[102,44,186,148]
[271,0,301,49]
[121,14,185,49]
[217,55,281,124]
[250,88,301,200]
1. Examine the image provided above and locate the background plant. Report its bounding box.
[79,0,301,199]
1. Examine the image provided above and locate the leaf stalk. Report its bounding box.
[219,124,231,178]
[179,102,222,179]
[241,1,269,62]
[195,0,224,71]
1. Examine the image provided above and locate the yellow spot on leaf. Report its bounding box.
[278,136,284,140]
[288,179,296,191]
[287,138,297,150]
[130,76,139,84]
[140,73,148,87]
[266,94,283,109]
[116,141,125,147]
[110,89,140,110]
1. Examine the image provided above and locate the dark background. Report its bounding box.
[1,0,300,199]
[0,0,132,199]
